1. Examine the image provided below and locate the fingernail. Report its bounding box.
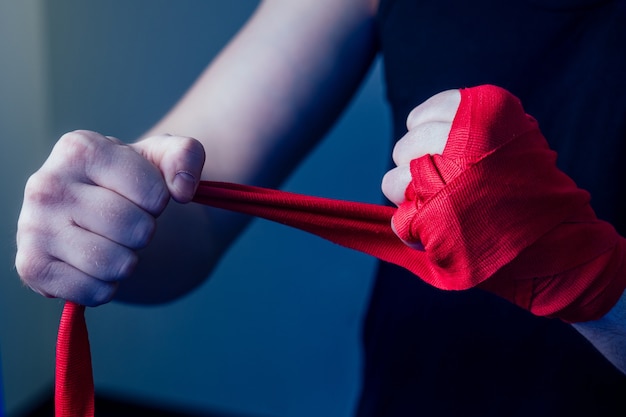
[174,171,197,198]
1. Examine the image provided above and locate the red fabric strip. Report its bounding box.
[192,181,437,278]
[55,302,94,417]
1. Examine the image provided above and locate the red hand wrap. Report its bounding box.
[393,85,626,322]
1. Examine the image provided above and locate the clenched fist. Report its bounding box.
[15,130,205,306]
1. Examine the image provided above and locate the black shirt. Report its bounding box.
[356,1,626,415]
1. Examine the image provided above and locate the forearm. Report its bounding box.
[117,0,379,303]
[572,289,626,374]
[142,0,379,187]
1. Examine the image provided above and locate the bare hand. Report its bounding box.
[15,130,205,306]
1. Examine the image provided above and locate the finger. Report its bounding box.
[47,130,171,216]
[70,183,156,250]
[131,134,206,203]
[381,165,412,206]
[35,261,119,307]
[390,220,425,251]
[406,89,461,130]
[47,224,138,282]
[15,239,119,307]
[392,121,451,166]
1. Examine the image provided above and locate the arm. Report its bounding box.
[146,0,379,187]
[15,0,379,305]
[572,290,626,374]
[119,0,381,303]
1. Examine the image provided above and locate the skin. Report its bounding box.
[14,0,625,374]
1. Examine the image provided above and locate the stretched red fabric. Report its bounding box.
[55,84,626,416]
[192,181,434,277]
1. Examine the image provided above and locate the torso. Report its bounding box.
[357,1,626,416]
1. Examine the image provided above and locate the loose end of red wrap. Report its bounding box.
[55,302,94,417]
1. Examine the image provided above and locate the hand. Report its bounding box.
[15,130,205,306]
[381,89,461,248]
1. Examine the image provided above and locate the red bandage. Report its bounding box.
[393,85,626,322]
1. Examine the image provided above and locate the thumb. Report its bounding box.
[131,134,206,203]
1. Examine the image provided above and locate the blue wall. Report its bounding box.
[0,1,61,415]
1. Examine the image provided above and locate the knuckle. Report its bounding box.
[406,89,461,129]
[180,137,205,160]
[170,136,205,173]
[15,248,52,288]
[56,130,100,162]
[406,106,422,130]
[381,170,395,199]
[382,166,410,206]
[391,139,405,165]
[394,122,449,164]
[23,172,64,207]
[392,133,418,165]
